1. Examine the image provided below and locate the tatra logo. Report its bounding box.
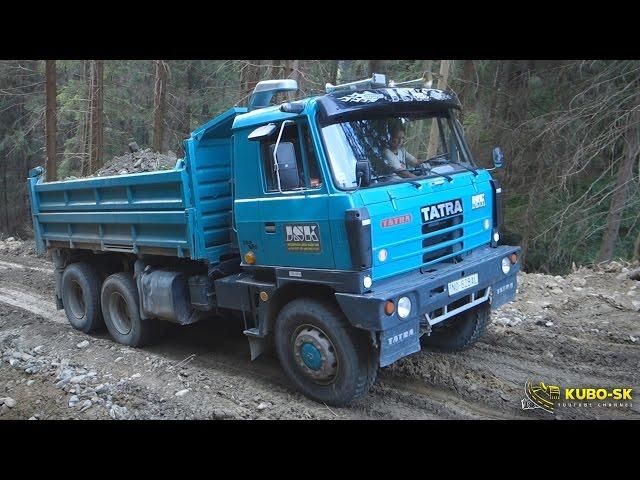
[381,214,412,228]
[421,199,463,222]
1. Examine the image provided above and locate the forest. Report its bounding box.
[0,59,638,274]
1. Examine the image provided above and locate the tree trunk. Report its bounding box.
[45,60,58,182]
[285,60,300,99]
[153,60,168,153]
[426,60,453,159]
[597,108,640,263]
[368,60,383,76]
[183,61,195,141]
[458,59,475,108]
[328,60,339,85]
[81,60,94,176]
[494,60,513,121]
[90,60,104,172]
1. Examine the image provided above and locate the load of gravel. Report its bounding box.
[93,148,178,177]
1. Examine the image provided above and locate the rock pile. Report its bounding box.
[93,148,178,177]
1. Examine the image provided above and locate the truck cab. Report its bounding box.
[28,74,520,407]
[211,75,520,403]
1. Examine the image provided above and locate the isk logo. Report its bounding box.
[421,199,463,222]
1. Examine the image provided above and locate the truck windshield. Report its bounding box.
[320,112,474,190]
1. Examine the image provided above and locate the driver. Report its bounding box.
[382,123,421,178]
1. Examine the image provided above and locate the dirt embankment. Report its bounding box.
[0,241,638,420]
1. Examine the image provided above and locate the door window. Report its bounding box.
[261,121,323,192]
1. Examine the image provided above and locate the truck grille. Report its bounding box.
[422,214,463,264]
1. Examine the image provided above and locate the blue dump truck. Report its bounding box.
[27,74,520,406]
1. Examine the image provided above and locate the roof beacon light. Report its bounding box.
[325,73,387,94]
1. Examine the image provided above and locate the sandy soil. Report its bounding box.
[1,239,638,420]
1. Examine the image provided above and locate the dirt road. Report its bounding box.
[1,239,639,420]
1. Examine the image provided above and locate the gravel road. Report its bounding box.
[1,238,638,420]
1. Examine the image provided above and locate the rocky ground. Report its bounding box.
[0,238,638,420]
[62,148,178,180]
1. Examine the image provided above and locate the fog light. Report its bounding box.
[378,248,388,262]
[397,296,412,318]
[384,300,395,315]
[493,232,500,243]
[501,257,511,274]
[483,219,490,230]
[363,276,372,289]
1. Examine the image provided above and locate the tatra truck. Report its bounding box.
[27,74,520,406]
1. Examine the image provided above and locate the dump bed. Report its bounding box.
[27,107,245,265]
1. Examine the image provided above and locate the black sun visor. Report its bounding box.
[316,87,461,125]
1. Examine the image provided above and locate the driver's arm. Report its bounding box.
[404,150,420,167]
[383,149,416,177]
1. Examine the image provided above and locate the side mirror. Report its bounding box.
[270,142,300,191]
[356,161,371,187]
[492,147,504,169]
[248,123,277,141]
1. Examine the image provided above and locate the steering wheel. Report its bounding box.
[421,153,449,165]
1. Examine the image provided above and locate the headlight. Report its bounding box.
[501,257,511,274]
[363,276,372,289]
[378,248,388,262]
[493,232,500,243]
[397,296,412,318]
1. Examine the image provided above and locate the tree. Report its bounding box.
[597,107,640,262]
[45,60,58,182]
[328,60,339,85]
[90,60,104,172]
[153,60,169,152]
[368,60,384,76]
[426,60,453,159]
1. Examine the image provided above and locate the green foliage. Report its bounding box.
[1,59,638,273]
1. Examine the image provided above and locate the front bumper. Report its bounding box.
[335,245,520,366]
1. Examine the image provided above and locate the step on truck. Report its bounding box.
[27,74,520,406]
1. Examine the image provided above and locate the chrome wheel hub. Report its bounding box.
[293,325,338,384]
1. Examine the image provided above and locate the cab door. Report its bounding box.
[256,119,334,269]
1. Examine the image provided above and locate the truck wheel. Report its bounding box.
[61,262,104,333]
[100,273,161,347]
[275,298,378,407]
[420,302,491,352]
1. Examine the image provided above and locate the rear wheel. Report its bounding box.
[275,298,378,407]
[61,262,104,333]
[101,272,162,347]
[420,302,491,352]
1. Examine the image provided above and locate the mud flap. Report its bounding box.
[490,273,518,310]
[379,318,421,367]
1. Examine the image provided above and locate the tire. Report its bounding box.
[275,298,378,407]
[420,302,491,352]
[100,272,162,347]
[61,262,104,333]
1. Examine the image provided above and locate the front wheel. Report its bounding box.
[275,298,378,407]
[420,302,491,352]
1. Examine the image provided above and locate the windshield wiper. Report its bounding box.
[373,170,422,187]
[374,168,452,186]
[421,166,453,183]
[428,157,478,176]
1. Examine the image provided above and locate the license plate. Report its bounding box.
[448,273,479,296]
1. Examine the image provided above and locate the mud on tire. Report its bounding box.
[420,302,491,352]
[61,262,104,333]
[100,272,163,347]
[275,298,378,407]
